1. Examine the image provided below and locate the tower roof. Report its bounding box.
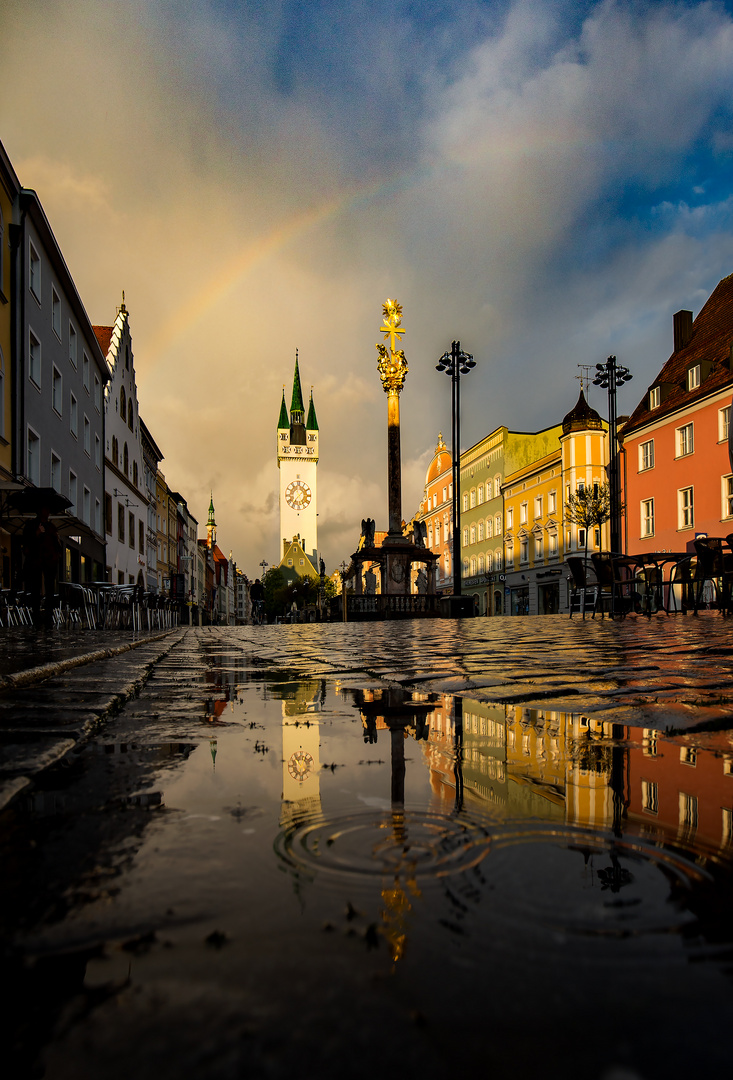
[278,389,289,429]
[562,389,603,435]
[207,492,216,527]
[306,390,319,431]
[290,352,305,415]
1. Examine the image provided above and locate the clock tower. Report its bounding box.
[277,352,319,561]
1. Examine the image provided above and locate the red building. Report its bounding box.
[621,274,733,554]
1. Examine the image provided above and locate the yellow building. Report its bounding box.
[502,391,607,615]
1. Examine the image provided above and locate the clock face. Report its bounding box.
[285,480,312,510]
[288,749,314,782]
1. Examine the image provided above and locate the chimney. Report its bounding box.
[673,309,693,352]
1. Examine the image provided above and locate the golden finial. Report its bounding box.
[376,297,408,395]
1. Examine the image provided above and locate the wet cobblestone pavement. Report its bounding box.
[1,619,733,1079]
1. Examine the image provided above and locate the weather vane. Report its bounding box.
[376,298,408,394]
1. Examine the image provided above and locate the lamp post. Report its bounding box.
[436,341,476,597]
[593,355,632,555]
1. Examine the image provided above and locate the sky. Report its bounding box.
[2,0,733,576]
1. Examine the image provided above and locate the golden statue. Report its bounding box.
[376,298,408,395]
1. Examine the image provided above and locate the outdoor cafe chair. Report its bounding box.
[566,556,600,618]
[590,552,643,618]
[691,538,733,615]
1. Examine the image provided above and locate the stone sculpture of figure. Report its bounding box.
[415,568,428,595]
[364,566,377,595]
[413,520,426,547]
[361,518,375,549]
[320,557,326,577]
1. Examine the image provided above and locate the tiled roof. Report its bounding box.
[93,325,113,356]
[623,273,733,437]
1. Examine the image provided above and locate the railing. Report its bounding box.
[345,594,439,618]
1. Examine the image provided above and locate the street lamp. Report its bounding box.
[593,355,632,555]
[436,341,476,597]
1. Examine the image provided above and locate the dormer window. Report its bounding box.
[649,386,660,409]
[687,365,701,391]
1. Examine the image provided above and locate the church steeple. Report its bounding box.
[289,350,306,446]
[207,492,217,549]
[306,389,319,431]
[277,387,289,430]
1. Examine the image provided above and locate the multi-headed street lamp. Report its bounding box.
[436,341,476,597]
[593,355,632,555]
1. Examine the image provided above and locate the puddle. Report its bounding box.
[5,646,733,1078]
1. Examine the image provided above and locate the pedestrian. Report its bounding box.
[22,505,61,629]
[249,578,265,624]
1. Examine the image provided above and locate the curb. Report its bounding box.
[0,629,182,693]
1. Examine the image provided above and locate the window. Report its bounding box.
[470,556,476,576]
[535,536,543,560]
[132,461,138,487]
[719,406,730,443]
[677,422,693,457]
[470,489,476,508]
[70,392,78,437]
[478,555,484,574]
[534,495,542,519]
[120,386,126,417]
[29,329,41,387]
[470,524,476,545]
[641,780,658,815]
[129,513,135,547]
[486,518,492,539]
[112,436,118,467]
[83,415,91,455]
[83,486,91,526]
[678,486,694,529]
[462,527,468,548]
[520,502,528,525]
[477,484,483,505]
[643,730,658,756]
[139,520,145,554]
[27,428,40,485]
[486,480,493,500]
[486,552,493,571]
[506,508,513,530]
[478,521,484,542]
[68,471,77,516]
[52,287,61,337]
[123,443,128,475]
[506,542,514,567]
[520,538,529,563]
[52,366,62,414]
[68,323,77,367]
[29,241,41,300]
[495,513,502,535]
[449,483,453,499]
[649,386,660,409]
[118,505,125,542]
[128,399,134,430]
[495,550,502,571]
[442,486,447,503]
[578,528,586,548]
[723,475,733,519]
[427,524,433,547]
[687,365,700,391]
[95,434,101,469]
[94,374,101,411]
[680,746,697,767]
[105,493,112,534]
[679,792,698,831]
[50,452,61,492]
[83,353,90,391]
[548,490,557,514]
[462,493,468,512]
[549,533,558,556]
[639,440,654,471]
[641,498,654,537]
[95,499,101,535]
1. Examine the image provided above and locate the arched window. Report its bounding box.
[123,442,129,475]
[112,436,118,466]
[132,461,138,487]
[128,399,133,430]
[120,386,126,417]
[486,480,493,500]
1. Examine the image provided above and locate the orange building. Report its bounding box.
[416,433,453,593]
[621,276,733,554]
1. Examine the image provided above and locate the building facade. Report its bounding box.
[14,186,108,584]
[415,433,453,594]
[95,302,147,585]
[621,282,733,555]
[140,418,163,593]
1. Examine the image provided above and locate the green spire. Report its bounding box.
[278,388,289,429]
[306,390,319,431]
[207,492,216,527]
[290,350,305,418]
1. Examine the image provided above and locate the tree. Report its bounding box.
[262,567,285,620]
[564,482,616,565]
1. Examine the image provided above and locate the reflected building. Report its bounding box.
[276,679,324,829]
